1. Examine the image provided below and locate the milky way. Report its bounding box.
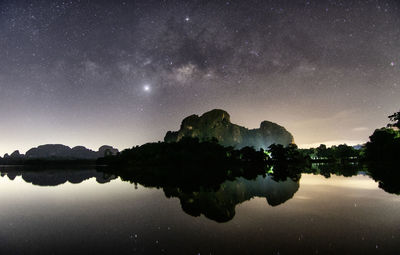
[1,0,399,154]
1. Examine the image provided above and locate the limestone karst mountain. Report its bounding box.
[10,150,23,159]
[0,144,119,161]
[164,109,294,149]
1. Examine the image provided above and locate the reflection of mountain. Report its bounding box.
[165,175,299,222]
[2,162,399,223]
[0,167,116,186]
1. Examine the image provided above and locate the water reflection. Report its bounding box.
[1,163,399,224]
[164,176,299,222]
[0,166,116,186]
[367,163,400,195]
[309,163,400,195]
[1,165,400,254]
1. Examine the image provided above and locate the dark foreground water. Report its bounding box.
[0,166,399,254]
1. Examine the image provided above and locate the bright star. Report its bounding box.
[185,16,190,22]
[143,85,150,92]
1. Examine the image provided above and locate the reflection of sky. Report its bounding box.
[299,174,379,190]
[0,175,157,206]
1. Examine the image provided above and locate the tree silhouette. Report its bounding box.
[365,128,400,161]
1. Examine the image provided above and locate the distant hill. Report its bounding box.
[164,109,294,149]
[1,144,118,163]
[352,144,364,150]
[25,144,119,159]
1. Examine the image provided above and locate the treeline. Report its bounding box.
[300,144,360,163]
[264,143,360,164]
[98,137,271,190]
[300,110,400,163]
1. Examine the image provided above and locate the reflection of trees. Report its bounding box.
[367,163,400,195]
[0,166,116,186]
[309,163,360,178]
[268,163,303,182]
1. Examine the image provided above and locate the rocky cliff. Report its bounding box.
[164,109,294,149]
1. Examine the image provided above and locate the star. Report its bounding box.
[185,16,190,22]
[143,84,150,92]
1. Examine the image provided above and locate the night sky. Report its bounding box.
[1,0,399,154]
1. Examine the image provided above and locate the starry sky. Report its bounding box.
[1,0,400,154]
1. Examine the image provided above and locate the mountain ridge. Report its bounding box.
[1,144,119,162]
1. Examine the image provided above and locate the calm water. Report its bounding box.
[0,166,399,254]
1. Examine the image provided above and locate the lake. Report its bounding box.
[0,165,399,254]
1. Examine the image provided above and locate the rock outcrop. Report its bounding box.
[164,109,294,149]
